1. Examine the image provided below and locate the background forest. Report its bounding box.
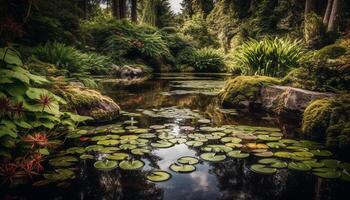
[0,0,350,190]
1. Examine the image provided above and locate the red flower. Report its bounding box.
[0,162,22,185]
[39,94,54,111]
[23,133,49,148]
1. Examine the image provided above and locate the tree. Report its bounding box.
[323,0,333,25]
[327,0,340,32]
[141,0,174,27]
[111,0,127,19]
[131,0,138,22]
[305,0,315,17]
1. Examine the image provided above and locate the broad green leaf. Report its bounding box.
[0,48,23,66]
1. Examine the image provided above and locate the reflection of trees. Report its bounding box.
[77,160,164,200]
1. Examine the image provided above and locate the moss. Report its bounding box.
[304,12,326,48]
[302,96,350,149]
[316,44,348,59]
[302,99,333,138]
[59,85,120,121]
[219,75,280,107]
[282,68,316,90]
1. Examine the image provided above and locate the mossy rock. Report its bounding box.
[316,44,348,59]
[219,76,280,108]
[59,86,120,122]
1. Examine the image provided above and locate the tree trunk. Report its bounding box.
[112,0,120,19]
[305,0,315,17]
[327,0,340,32]
[131,0,138,22]
[323,0,333,25]
[119,0,127,19]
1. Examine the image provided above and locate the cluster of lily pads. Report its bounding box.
[43,110,350,185]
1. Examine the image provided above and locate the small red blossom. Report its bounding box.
[23,133,49,148]
[39,94,54,111]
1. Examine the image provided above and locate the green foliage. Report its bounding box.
[191,48,225,72]
[77,52,113,75]
[83,19,171,67]
[141,0,174,28]
[233,37,304,77]
[33,42,79,73]
[0,47,91,158]
[304,12,326,48]
[181,14,219,48]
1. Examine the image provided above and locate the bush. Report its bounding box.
[78,52,113,75]
[33,42,80,73]
[233,37,304,77]
[177,48,226,72]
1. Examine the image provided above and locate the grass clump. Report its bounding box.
[232,37,304,77]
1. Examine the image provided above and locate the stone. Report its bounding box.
[261,85,334,115]
[111,64,151,78]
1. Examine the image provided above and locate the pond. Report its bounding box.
[3,73,350,200]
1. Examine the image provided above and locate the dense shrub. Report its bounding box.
[82,19,171,64]
[178,48,226,72]
[33,42,79,73]
[233,37,304,77]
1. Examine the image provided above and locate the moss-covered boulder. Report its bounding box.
[219,76,280,108]
[302,96,350,149]
[59,85,120,122]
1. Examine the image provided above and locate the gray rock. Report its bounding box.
[261,85,334,114]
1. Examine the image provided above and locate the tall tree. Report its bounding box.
[305,0,315,17]
[327,0,340,32]
[112,0,120,18]
[131,0,138,22]
[323,0,333,25]
[119,0,127,19]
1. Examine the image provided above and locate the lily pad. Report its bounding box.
[202,145,232,153]
[170,163,196,173]
[313,171,341,179]
[169,138,187,144]
[131,148,151,155]
[151,141,174,148]
[97,140,119,146]
[138,133,157,139]
[185,141,203,147]
[250,164,277,174]
[258,135,281,141]
[44,169,75,181]
[106,153,130,160]
[294,151,314,158]
[254,151,273,157]
[267,142,286,149]
[310,150,333,157]
[274,151,294,158]
[221,137,242,143]
[198,119,211,124]
[227,150,249,158]
[120,135,138,140]
[302,160,324,168]
[80,154,94,160]
[119,160,145,170]
[200,153,226,162]
[94,160,118,170]
[146,171,172,182]
[178,156,199,165]
[49,156,78,167]
[321,159,340,169]
[288,162,311,171]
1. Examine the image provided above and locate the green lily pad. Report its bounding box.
[254,151,273,157]
[178,156,199,165]
[221,137,242,143]
[313,168,337,172]
[119,160,145,170]
[310,149,333,157]
[258,135,281,141]
[106,153,130,160]
[150,125,165,129]
[267,142,286,149]
[279,139,298,144]
[138,133,157,139]
[146,170,172,182]
[202,145,232,153]
[313,171,341,179]
[131,148,151,155]
[80,154,94,160]
[49,156,78,167]
[91,136,108,141]
[97,140,119,146]
[151,141,174,148]
[185,141,203,147]
[170,163,196,173]
[302,160,324,168]
[288,162,311,171]
[198,119,211,124]
[66,147,85,154]
[85,145,104,152]
[225,143,243,148]
[98,147,120,153]
[120,135,138,140]
[94,160,118,170]
[274,151,295,158]
[169,138,187,144]
[200,153,226,162]
[294,151,314,158]
[321,159,340,169]
[227,150,249,158]
[119,144,137,150]
[44,169,75,181]
[250,164,277,174]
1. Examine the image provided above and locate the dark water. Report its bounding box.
[3,73,350,200]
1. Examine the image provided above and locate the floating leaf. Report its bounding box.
[146,171,172,182]
[44,169,75,181]
[274,151,294,158]
[151,141,174,148]
[302,160,324,168]
[227,150,249,158]
[119,160,145,170]
[267,142,286,149]
[97,140,119,146]
[170,163,196,173]
[310,150,333,157]
[313,171,341,179]
[178,156,199,165]
[80,154,94,160]
[321,159,340,169]
[200,153,226,162]
[131,148,151,155]
[94,160,118,170]
[250,164,277,174]
[119,144,137,150]
[106,153,130,160]
[254,151,273,157]
[221,137,241,143]
[185,141,203,147]
[138,133,157,139]
[49,156,78,167]
[258,135,281,141]
[288,162,311,171]
[294,151,314,158]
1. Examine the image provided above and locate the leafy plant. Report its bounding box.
[0,47,91,185]
[233,37,304,77]
[179,48,225,72]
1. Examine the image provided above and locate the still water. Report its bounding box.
[3,73,350,200]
